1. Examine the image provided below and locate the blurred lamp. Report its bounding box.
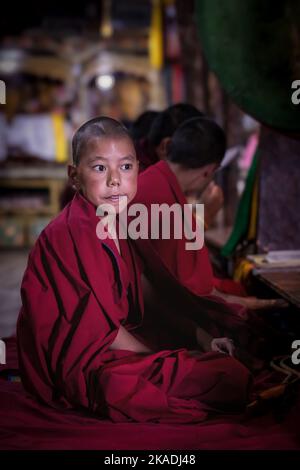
[0,49,25,75]
[96,74,115,90]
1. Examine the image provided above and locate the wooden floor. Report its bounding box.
[0,249,29,338]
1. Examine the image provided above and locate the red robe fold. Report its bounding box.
[17,192,251,423]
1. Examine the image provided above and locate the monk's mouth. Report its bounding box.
[104,195,127,203]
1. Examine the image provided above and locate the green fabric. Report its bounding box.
[195,0,300,133]
[221,150,259,257]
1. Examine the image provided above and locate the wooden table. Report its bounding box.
[0,164,67,247]
[254,270,300,308]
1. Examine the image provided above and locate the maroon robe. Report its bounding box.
[17,192,251,423]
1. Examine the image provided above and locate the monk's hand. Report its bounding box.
[211,337,235,356]
[235,296,289,311]
[199,182,224,227]
[186,182,224,228]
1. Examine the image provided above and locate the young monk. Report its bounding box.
[134,115,286,309]
[146,104,225,229]
[132,117,287,366]
[17,116,251,423]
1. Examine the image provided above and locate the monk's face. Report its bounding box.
[70,136,138,212]
[170,162,218,200]
[182,168,213,199]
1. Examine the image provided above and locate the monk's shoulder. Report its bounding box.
[139,163,164,183]
[39,205,71,246]
[138,165,169,203]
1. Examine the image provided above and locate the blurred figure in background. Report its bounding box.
[130,110,159,173]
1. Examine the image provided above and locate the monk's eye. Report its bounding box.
[120,163,133,171]
[93,164,106,172]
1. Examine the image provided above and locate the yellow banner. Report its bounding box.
[52,113,68,163]
[149,0,164,69]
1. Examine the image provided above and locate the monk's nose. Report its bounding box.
[107,171,120,187]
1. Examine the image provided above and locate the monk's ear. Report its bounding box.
[203,163,218,179]
[68,164,80,190]
[158,137,171,160]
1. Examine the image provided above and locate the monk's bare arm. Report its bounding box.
[109,325,152,353]
[211,287,288,310]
